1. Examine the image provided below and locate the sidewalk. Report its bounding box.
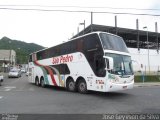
[0,72,9,78]
[134,82,160,87]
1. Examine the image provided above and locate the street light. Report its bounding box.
[79,20,85,34]
[8,41,12,71]
[143,26,150,74]
[17,48,21,64]
[9,41,11,64]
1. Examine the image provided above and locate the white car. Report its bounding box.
[26,71,29,76]
[8,69,21,78]
[0,74,4,86]
[21,68,26,73]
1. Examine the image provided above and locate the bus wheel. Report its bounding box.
[40,77,45,88]
[35,77,39,86]
[66,78,76,92]
[78,80,87,94]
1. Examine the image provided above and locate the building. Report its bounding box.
[0,50,16,72]
[73,24,160,74]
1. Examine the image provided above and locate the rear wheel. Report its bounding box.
[66,78,76,92]
[40,77,45,88]
[35,77,39,86]
[78,79,87,94]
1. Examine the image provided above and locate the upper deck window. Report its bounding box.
[99,33,129,53]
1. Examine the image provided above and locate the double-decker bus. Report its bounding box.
[28,32,134,93]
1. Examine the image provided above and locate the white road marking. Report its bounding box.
[4,86,16,91]
[5,88,11,91]
[4,86,16,89]
[1,86,34,92]
[0,96,3,99]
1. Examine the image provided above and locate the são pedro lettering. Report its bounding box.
[52,55,73,64]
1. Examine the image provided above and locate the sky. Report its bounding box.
[0,0,160,47]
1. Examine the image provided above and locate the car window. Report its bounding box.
[10,69,18,72]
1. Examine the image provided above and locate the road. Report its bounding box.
[0,74,160,115]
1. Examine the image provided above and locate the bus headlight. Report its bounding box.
[110,79,116,83]
[110,77,119,83]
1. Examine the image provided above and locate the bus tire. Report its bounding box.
[66,78,76,92]
[78,79,87,94]
[40,77,45,88]
[35,76,39,86]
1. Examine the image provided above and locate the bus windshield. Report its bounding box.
[99,33,129,53]
[105,53,133,75]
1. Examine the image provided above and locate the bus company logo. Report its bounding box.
[52,55,73,64]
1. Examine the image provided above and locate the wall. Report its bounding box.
[128,48,160,73]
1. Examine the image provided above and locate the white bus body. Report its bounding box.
[28,32,134,93]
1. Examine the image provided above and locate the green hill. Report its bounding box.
[0,36,44,64]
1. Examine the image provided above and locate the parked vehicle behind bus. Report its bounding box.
[0,74,4,86]
[8,68,22,78]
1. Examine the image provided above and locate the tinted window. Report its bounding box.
[37,52,42,60]
[94,55,106,77]
[100,33,129,53]
[84,34,101,51]
[50,64,70,75]
[77,39,84,52]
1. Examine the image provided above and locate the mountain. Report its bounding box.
[0,36,44,64]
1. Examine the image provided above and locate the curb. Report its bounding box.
[134,83,160,87]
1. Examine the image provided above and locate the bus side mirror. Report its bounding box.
[103,56,114,70]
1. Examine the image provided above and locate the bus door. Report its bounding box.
[60,74,65,87]
[94,54,106,77]
[28,64,34,83]
[29,54,36,83]
[31,67,34,83]
[59,64,70,87]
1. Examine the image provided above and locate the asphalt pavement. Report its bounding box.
[0,73,160,115]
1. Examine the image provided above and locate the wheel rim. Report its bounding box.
[41,80,45,87]
[79,82,86,92]
[68,81,75,91]
[36,80,39,85]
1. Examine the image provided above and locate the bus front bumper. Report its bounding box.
[106,81,134,92]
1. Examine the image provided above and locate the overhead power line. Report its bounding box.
[0,4,160,11]
[0,7,91,13]
[0,6,160,17]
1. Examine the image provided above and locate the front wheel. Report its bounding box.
[78,80,87,94]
